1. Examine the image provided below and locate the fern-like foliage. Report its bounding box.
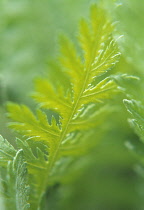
[124,100,144,139]
[0,136,30,210]
[124,99,144,152]
[123,98,144,190]
[1,5,121,209]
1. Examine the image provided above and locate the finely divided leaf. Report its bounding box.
[15,139,48,209]
[0,135,16,167]
[6,4,121,209]
[0,149,30,210]
[124,99,144,143]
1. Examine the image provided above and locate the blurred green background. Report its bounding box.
[0,0,144,209]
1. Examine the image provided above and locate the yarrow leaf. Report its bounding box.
[0,144,30,210]
[3,4,121,209]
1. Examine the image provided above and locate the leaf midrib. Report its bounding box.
[46,31,101,183]
[38,22,109,208]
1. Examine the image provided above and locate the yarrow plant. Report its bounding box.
[0,1,144,210]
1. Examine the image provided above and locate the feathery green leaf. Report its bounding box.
[6,4,121,209]
[0,148,30,210]
[0,135,16,167]
[124,99,144,143]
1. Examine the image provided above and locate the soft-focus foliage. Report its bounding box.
[0,137,30,210]
[0,0,144,210]
[3,5,121,209]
